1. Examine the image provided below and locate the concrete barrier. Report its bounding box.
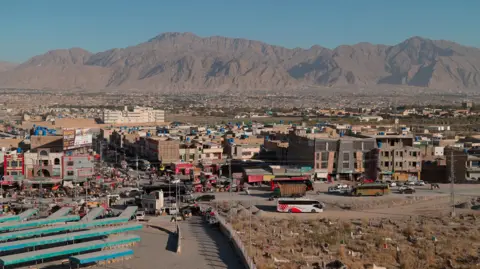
[215,214,256,269]
[176,223,182,254]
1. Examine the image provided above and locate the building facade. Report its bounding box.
[103,106,165,124]
[374,135,422,181]
[3,152,24,181]
[62,155,94,182]
[143,138,180,164]
[285,130,377,181]
[24,149,63,179]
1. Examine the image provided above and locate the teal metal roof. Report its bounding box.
[0,215,80,232]
[118,206,138,219]
[17,209,39,221]
[0,224,141,252]
[70,248,134,264]
[47,207,72,219]
[0,215,19,223]
[0,217,130,241]
[80,207,104,222]
[0,234,140,266]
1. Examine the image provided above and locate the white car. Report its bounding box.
[135,211,145,221]
[415,181,426,186]
[388,182,397,187]
[406,181,415,186]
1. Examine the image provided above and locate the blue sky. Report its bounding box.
[0,0,478,62]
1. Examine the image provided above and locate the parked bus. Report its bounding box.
[270,178,313,191]
[351,183,390,196]
[276,198,324,213]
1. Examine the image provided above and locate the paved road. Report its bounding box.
[178,216,244,269]
[100,217,244,269]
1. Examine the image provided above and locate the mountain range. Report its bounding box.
[0,32,479,91]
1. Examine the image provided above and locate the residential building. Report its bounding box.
[445,148,480,183]
[285,129,377,181]
[372,134,422,181]
[24,149,63,179]
[3,151,24,181]
[102,106,165,124]
[143,137,179,164]
[62,155,94,182]
[223,136,263,160]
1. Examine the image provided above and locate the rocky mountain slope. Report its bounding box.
[0,61,17,72]
[0,32,479,91]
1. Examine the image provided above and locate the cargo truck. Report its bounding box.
[271,182,307,199]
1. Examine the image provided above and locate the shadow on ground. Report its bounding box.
[186,216,244,269]
[149,225,177,252]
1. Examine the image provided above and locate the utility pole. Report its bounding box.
[99,140,103,163]
[450,151,456,218]
[228,158,232,223]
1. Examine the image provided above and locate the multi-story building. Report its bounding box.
[3,151,25,181]
[143,137,179,164]
[62,155,94,182]
[284,129,377,181]
[372,134,422,181]
[24,149,63,179]
[223,136,263,160]
[102,106,165,124]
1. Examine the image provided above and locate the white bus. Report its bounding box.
[276,198,324,213]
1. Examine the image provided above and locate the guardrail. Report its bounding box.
[215,214,256,269]
[176,223,182,254]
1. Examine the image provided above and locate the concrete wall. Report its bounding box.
[216,214,257,269]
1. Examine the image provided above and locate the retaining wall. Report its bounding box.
[176,223,182,254]
[216,214,256,269]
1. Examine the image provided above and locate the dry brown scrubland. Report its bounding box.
[217,201,480,269]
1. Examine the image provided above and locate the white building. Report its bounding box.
[103,106,165,124]
[141,190,165,214]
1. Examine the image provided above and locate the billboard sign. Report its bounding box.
[63,128,93,150]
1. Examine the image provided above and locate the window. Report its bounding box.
[399,162,403,168]
[10,161,18,167]
[399,152,403,157]
[384,161,390,167]
[384,151,389,157]
[321,161,328,169]
[67,171,74,176]
[412,162,417,167]
[354,162,358,169]
[342,162,350,169]
[10,171,17,176]
[39,150,48,156]
[42,160,49,166]
[321,152,328,161]
[412,151,417,157]
[343,152,350,161]
[67,161,74,166]
[316,152,320,160]
[54,158,60,165]
[316,163,320,169]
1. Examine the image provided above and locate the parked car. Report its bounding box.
[328,185,351,195]
[415,181,426,186]
[406,181,416,186]
[195,194,216,202]
[388,182,397,187]
[135,211,145,221]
